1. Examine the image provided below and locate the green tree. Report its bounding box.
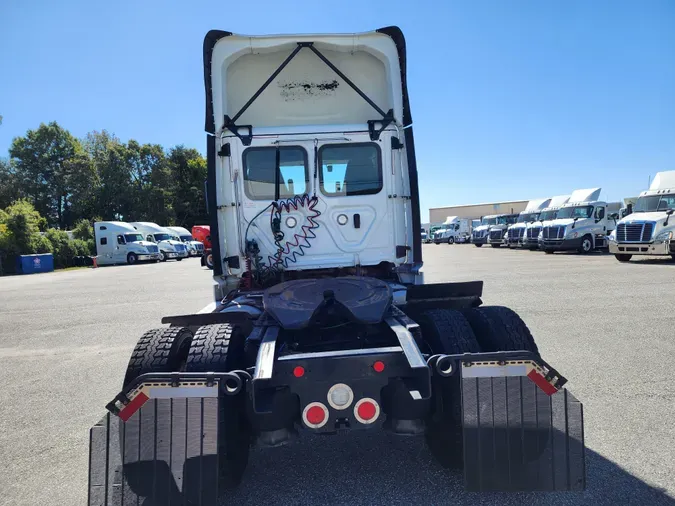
[167,146,207,227]
[9,122,86,229]
[84,131,133,221]
[0,158,23,209]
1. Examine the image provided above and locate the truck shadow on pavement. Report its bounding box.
[223,432,674,506]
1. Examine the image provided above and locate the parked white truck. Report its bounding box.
[505,198,551,249]
[166,226,205,257]
[487,213,519,248]
[523,195,570,250]
[129,222,189,261]
[471,215,498,247]
[93,221,161,265]
[609,171,675,262]
[540,188,620,254]
[433,216,471,244]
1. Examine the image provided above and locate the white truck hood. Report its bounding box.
[474,225,490,232]
[133,241,156,248]
[620,212,669,224]
[548,218,576,227]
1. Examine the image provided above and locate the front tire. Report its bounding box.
[417,309,481,469]
[186,324,250,488]
[490,243,500,248]
[474,243,483,248]
[615,254,632,262]
[544,249,554,254]
[205,253,214,270]
[159,251,166,262]
[176,257,183,262]
[127,252,138,265]
[578,235,593,254]
[448,237,455,245]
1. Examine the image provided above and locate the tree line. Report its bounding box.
[0,121,208,231]
[0,121,208,274]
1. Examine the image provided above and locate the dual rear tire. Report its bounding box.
[123,323,250,489]
[417,306,538,470]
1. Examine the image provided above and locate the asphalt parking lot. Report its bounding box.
[1,246,674,506]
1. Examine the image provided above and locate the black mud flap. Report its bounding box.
[88,379,224,505]
[460,358,585,491]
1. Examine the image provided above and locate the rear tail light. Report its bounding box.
[353,398,380,424]
[302,402,329,428]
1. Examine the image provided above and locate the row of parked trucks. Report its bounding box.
[466,172,675,262]
[93,221,211,266]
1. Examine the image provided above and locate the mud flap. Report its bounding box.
[461,361,585,491]
[88,397,220,505]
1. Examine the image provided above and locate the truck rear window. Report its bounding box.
[243,147,308,200]
[319,143,382,197]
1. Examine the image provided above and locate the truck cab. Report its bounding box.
[93,221,161,265]
[526,195,570,250]
[471,215,498,247]
[609,171,675,262]
[166,226,205,257]
[540,188,620,254]
[129,222,189,262]
[506,198,551,249]
[487,213,519,248]
[433,216,470,244]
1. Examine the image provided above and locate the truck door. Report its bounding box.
[595,206,607,233]
[114,235,127,262]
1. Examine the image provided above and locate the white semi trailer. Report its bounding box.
[609,171,675,262]
[433,216,471,244]
[93,221,161,265]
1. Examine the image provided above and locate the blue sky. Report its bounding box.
[1,0,673,221]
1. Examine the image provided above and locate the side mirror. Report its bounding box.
[667,210,674,216]
[609,213,619,220]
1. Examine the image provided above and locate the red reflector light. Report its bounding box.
[302,402,329,428]
[353,398,380,424]
[306,406,325,424]
[293,366,305,378]
[373,360,385,373]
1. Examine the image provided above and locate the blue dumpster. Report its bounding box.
[16,254,55,274]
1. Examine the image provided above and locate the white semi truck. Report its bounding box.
[486,213,519,248]
[166,226,205,257]
[540,188,620,254]
[87,27,585,500]
[433,216,471,244]
[471,215,499,247]
[523,195,570,250]
[609,171,675,262]
[505,198,552,249]
[130,222,189,261]
[93,221,161,265]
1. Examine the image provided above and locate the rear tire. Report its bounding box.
[416,309,481,469]
[123,327,193,387]
[186,324,250,488]
[615,254,632,262]
[462,306,539,356]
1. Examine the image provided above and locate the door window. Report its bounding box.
[146,235,154,242]
[319,143,382,196]
[117,235,125,245]
[242,147,308,200]
[100,237,107,245]
[595,207,605,220]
